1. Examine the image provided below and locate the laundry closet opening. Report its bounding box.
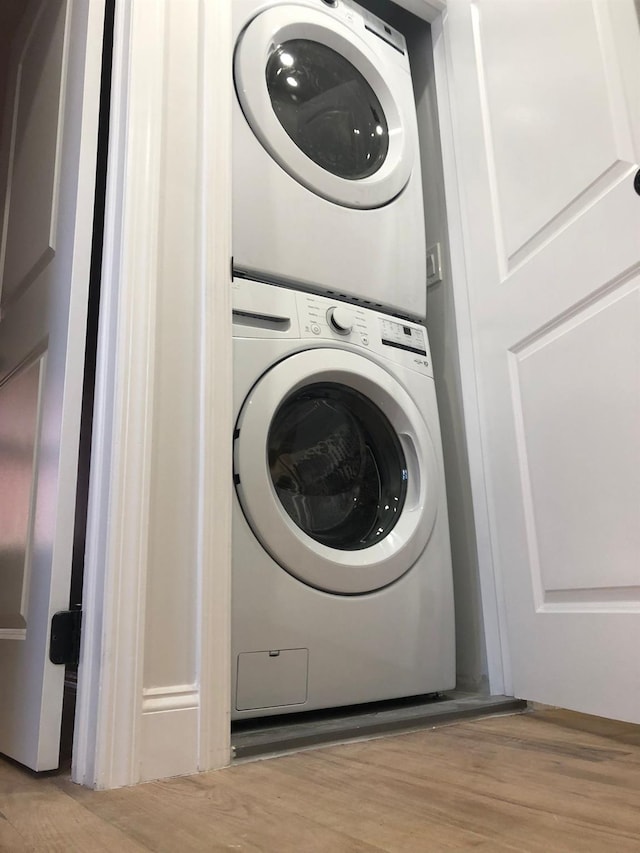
[231,0,519,761]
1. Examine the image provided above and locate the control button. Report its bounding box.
[310,323,321,335]
[326,305,354,335]
[361,335,369,346]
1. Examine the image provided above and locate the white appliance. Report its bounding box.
[232,279,455,719]
[233,0,428,320]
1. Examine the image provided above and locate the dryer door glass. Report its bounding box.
[265,40,389,180]
[268,383,407,550]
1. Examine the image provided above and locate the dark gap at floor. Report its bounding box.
[232,691,527,759]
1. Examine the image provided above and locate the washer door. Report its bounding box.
[234,350,439,594]
[234,5,414,209]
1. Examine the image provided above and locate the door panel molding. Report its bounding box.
[441,0,640,722]
[1,0,67,308]
[509,278,640,611]
[0,0,103,771]
[469,0,638,276]
[0,354,45,630]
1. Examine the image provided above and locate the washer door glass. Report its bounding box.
[265,40,389,180]
[268,383,407,550]
[234,348,439,594]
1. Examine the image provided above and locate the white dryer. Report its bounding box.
[233,0,427,320]
[232,279,455,719]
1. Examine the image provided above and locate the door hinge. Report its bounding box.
[49,609,82,666]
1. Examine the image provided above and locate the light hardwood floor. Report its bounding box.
[1,709,640,852]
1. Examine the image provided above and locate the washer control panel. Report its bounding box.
[301,294,368,343]
[296,290,431,376]
[326,305,354,335]
[380,319,427,356]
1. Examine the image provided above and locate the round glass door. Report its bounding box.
[234,349,439,594]
[234,5,415,209]
[265,41,389,180]
[268,383,407,550]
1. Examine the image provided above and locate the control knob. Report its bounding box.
[326,305,354,335]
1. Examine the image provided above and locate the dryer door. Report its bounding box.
[234,5,414,209]
[234,349,439,594]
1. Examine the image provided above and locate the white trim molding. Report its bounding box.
[0,630,26,641]
[73,0,232,788]
[195,0,233,774]
[140,685,200,782]
[72,0,165,789]
[431,7,510,696]
[142,685,200,714]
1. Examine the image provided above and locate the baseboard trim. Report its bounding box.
[142,685,199,714]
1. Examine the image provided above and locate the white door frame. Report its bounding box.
[72,0,508,788]
[429,4,510,697]
[72,0,233,788]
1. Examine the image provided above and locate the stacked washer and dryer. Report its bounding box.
[231,0,455,720]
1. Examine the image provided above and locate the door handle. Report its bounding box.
[399,432,420,510]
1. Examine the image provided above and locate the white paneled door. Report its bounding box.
[0,0,104,769]
[444,0,640,720]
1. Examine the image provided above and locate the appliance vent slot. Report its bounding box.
[232,309,291,331]
[364,24,405,55]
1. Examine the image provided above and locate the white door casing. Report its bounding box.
[72,0,233,788]
[0,0,104,770]
[441,0,640,720]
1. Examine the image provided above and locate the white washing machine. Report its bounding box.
[233,0,428,320]
[232,279,455,719]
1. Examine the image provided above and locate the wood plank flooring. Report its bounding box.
[2,708,640,852]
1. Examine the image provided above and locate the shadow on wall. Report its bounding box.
[347,0,490,693]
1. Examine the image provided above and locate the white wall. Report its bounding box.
[409,18,488,692]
